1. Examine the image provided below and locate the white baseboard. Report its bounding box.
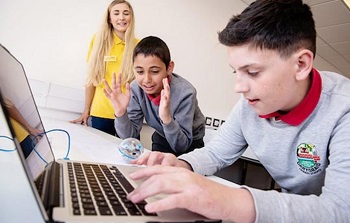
[28,78,84,114]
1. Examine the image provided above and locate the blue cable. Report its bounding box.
[47,129,71,160]
[1,128,71,162]
[31,134,49,165]
[32,128,71,161]
[0,135,16,152]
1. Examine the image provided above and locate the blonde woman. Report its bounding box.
[71,0,137,136]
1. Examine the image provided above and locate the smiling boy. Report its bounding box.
[104,36,206,156]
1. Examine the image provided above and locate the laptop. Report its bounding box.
[0,44,222,223]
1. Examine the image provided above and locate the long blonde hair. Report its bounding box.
[86,0,136,87]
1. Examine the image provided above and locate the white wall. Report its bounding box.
[0,0,249,123]
[1,0,340,125]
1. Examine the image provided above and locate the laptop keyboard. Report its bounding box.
[67,162,157,217]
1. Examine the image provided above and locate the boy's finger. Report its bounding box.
[103,79,112,92]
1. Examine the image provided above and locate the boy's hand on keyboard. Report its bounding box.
[127,165,254,222]
[131,151,190,169]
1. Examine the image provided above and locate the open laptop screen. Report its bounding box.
[0,44,54,179]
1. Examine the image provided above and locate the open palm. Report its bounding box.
[103,72,130,117]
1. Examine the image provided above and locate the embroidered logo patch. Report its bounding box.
[296,143,321,175]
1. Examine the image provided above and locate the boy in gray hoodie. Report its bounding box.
[104,36,205,156]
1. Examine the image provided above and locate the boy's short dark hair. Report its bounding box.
[133,36,171,69]
[218,0,316,59]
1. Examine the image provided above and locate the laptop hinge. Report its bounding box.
[47,161,61,220]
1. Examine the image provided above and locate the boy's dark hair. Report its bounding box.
[133,36,171,69]
[218,0,316,59]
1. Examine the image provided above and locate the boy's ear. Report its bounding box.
[295,49,314,81]
[167,61,175,75]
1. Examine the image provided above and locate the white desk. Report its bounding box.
[45,118,238,188]
[0,116,237,222]
[42,118,128,165]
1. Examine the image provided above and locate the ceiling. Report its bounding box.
[241,0,350,78]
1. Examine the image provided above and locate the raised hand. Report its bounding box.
[159,77,171,125]
[103,72,131,117]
